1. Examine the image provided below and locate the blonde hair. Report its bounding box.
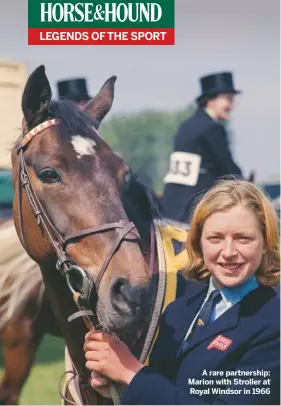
[184,179,280,286]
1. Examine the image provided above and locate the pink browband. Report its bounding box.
[17,119,100,151]
[20,119,59,149]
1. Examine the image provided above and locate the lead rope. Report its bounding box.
[138,223,167,364]
[58,292,121,405]
[72,293,121,404]
[58,371,77,405]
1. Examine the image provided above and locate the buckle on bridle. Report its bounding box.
[20,171,28,186]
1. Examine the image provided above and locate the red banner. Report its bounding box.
[28,28,175,45]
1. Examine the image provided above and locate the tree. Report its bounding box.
[100,103,196,192]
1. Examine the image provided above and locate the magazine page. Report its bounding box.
[0,0,279,405]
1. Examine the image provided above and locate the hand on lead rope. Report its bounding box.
[90,370,111,398]
[84,330,144,388]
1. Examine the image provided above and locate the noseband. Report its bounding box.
[16,119,155,318]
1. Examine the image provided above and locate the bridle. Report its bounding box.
[15,119,156,322]
[15,120,157,404]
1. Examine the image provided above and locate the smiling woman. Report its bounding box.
[84,178,280,405]
[200,206,265,289]
[185,178,279,287]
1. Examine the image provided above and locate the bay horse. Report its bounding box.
[10,65,185,404]
[0,185,186,405]
[0,219,60,405]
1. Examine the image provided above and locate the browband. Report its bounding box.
[16,119,100,153]
[17,119,58,152]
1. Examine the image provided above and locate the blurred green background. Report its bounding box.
[0,335,65,405]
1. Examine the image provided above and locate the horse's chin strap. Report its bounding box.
[69,293,96,329]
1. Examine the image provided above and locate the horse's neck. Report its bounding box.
[40,260,99,404]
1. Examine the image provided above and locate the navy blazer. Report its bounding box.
[161,109,242,221]
[121,281,280,405]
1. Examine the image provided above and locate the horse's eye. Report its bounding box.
[37,168,60,184]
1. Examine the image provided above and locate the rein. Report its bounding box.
[15,119,156,404]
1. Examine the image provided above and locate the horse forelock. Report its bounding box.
[18,99,100,147]
[49,100,99,139]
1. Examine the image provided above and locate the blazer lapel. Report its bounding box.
[177,299,240,358]
[172,284,208,354]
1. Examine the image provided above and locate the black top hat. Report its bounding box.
[196,71,241,102]
[57,78,91,102]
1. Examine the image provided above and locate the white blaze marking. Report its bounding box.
[71,135,96,159]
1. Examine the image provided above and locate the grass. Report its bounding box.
[0,335,66,405]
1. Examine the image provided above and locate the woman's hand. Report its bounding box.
[84,330,144,386]
[90,370,111,398]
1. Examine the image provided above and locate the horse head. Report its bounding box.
[11,66,158,402]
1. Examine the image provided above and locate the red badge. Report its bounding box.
[207,335,232,351]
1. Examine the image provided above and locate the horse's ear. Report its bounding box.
[22,65,52,126]
[84,76,117,127]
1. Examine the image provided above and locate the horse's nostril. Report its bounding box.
[111,278,144,315]
[112,278,127,300]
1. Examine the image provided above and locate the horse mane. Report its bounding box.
[0,220,43,329]
[22,99,99,138]
[121,172,162,248]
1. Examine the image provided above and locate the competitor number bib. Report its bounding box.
[164,152,201,186]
